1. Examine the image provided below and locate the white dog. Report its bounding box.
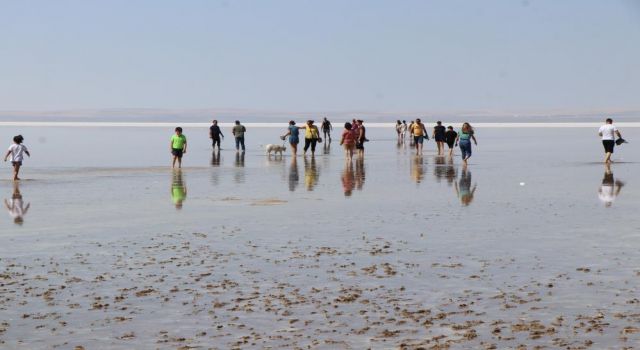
[265,144,286,156]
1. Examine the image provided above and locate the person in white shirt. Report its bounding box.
[598,118,622,164]
[3,135,31,181]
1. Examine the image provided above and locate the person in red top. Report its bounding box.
[340,122,356,161]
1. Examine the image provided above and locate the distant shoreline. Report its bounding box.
[0,121,639,128]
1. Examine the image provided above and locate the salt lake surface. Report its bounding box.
[0,125,639,349]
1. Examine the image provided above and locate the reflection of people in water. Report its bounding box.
[235,151,245,167]
[211,149,221,167]
[171,170,187,209]
[341,160,355,196]
[210,150,221,185]
[434,156,456,185]
[5,182,29,225]
[288,157,299,192]
[323,140,331,155]
[410,155,425,183]
[599,164,624,207]
[234,151,245,183]
[455,168,477,206]
[304,156,319,191]
[355,157,365,191]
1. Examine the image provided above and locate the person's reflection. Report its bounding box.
[5,182,29,225]
[304,156,319,191]
[341,160,355,197]
[211,149,222,185]
[211,149,221,167]
[434,156,456,185]
[410,155,425,183]
[234,151,245,183]
[598,163,624,207]
[288,157,299,192]
[455,167,477,206]
[171,169,187,210]
[323,141,331,155]
[355,157,366,191]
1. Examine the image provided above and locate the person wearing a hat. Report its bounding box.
[3,135,31,181]
[598,118,623,164]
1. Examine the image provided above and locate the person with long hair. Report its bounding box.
[455,122,478,166]
[340,122,357,161]
[281,120,301,156]
[356,119,366,158]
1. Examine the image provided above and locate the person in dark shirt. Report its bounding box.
[321,117,332,142]
[444,126,458,157]
[209,120,224,150]
[432,121,446,155]
[356,119,367,158]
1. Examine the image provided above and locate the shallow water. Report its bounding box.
[0,126,639,348]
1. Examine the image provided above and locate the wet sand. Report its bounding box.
[1,126,639,348]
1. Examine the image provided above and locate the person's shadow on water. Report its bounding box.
[598,163,624,207]
[5,182,29,225]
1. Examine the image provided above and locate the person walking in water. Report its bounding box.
[598,118,622,164]
[455,122,477,166]
[445,126,457,157]
[170,127,187,168]
[232,120,246,151]
[340,122,357,161]
[396,120,403,142]
[321,117,333,142]
[408,120,415,145]
[3,135,30,181]
[301,120,321,156]
[432,121,446,155]
[281,120,301,156]
[209,119,224,150]
[410,118,428,155]
[356,119,366,158]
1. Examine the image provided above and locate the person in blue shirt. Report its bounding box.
[281,120,301,156]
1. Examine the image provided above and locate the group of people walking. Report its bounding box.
[146,117,629,170]
[1,118,626,176]
[279,117,367,161]
[396,120,478,165]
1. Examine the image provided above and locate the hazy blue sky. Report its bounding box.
[1,0,638,114]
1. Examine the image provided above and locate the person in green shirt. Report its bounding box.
[170,127,187,168]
